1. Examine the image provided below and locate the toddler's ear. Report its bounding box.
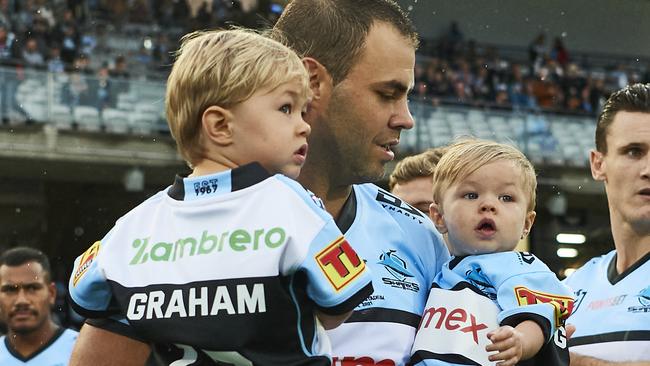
[522,211,536,239]
[429,202,447,234]
[202,105,233,145]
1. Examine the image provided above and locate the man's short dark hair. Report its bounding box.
[272,0,418,84]
[0,247,52,282]
[596,83,650,153]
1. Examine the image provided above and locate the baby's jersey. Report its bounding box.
[0,328,77,366]
[68,163,373,366]
[327,185,450,366]
[564,250,650,362]
[411,252,574,366]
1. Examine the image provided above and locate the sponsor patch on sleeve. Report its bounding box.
[514,286,574,325]
[315,237,365,291]
[73,241,101,286]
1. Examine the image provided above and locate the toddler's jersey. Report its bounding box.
[411,252,574,366]
[69,163,373,366]
[564,250,650,362]
[327,185,450,366]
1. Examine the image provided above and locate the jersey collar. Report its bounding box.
[4,327,65,362]
[607,250,650,285]
[167,162,271,201]
[335,187,357,233]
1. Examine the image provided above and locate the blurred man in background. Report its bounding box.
[389,147,446,213]
[0,247,78,365]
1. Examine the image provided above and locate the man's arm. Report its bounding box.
[570,353,650,366]
[70,323,151,366]
[315,309,352,330]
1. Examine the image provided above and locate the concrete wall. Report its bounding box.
[398,0,650,58]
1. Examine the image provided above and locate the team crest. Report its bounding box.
[378,250,420,292]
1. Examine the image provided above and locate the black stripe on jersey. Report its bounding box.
[319,282,374,315]
[570,330,650,346]
[345,307,421,328]
[167,162,271,201]
[408,350,480,365]
[107,275,332,365]
[501,312,552,342]
[86,317,150,343]
[432,280,490,298]
[607,251,650,285]
[67,293,121,319]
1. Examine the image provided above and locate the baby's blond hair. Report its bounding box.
[165,29,310,166]
[432,138,537,212]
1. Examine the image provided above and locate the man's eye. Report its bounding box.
[463,193,478,199]
[279,104,292,114]
[626,148,644,158]
[1,286,18,294]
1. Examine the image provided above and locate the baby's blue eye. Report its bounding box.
[500,195,513,202]
[279,104,292,114]
[463,192,478,199]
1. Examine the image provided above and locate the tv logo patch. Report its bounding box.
[316,237,365,291]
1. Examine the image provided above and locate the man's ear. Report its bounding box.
[590,149,606,182]
[201,105,233,146]
[302,57,333,122]
[48,281,57,306]
[429,202,448,234]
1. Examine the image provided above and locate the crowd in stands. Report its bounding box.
[413,23,650,116]
[0,1,647,123]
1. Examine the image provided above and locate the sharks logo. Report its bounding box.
[465,265,497,300]
[378,250,419,292]
[637,285,650,306]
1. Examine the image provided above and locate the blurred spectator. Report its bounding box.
[21,37,45,68]
[47,45,65,74]
[610,63,629,89]
[550,37,569,67]
[62,54,91,112]
[441,20,464,58]
[92,64,113,114]
[109,55,130,95]
[528,33,546,73]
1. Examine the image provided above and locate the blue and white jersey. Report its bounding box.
[0,328,77,366]
[327,185,450,366]
[68,163,373,366]
[564,250,650,362]
[411,252,574,366]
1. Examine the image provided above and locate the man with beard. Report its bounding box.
[0,247,77,365]
[272,1,450,364]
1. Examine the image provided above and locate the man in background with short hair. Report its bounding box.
[0,246,78,365]
[564,83,650,366]
[389,147,446,213]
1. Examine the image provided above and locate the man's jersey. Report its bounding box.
[327,185,450,366]
[0,328,78,366]
[564,250,650,362]
[68,163,373,366]
[410,252,574,366]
